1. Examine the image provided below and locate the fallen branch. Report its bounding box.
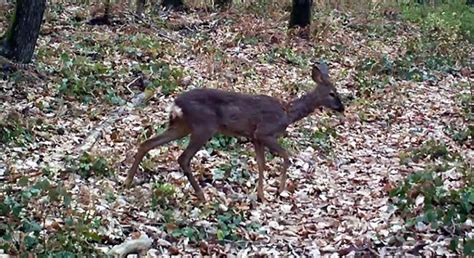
[108,233,153,258]
[75,83,155,154]
[0,55,47,80]
[7,170,43,182]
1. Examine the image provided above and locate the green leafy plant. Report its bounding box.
[353,71,388,97]
[211,154,251,184]
[145,62,185,96]
[264,47,309,67]
[151,183,177,209]
[0,113,34,146]
[399,140,452,164]
[215,207,243,241]
[457,92,474,121]
[57,53,113,102]
[445,125,473,146]
[390,163,473,255]
[67,152,112,179]
[206,134,239,154]
[169,225,207,243]
[397,2,472,76]
[311,126,338,154]
[0,177,102,255]
[400,1,474,42]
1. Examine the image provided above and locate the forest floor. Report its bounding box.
[0,2,472,256]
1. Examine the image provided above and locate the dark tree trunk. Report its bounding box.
[136,0,146,14]
[215,0,232,10]
[161,0,184,10]
[0,0,46,63]
[289,0,312,29]
[467,0,474,6]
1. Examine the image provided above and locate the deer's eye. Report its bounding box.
[329,92,336,98]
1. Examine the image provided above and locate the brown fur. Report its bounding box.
[125,63,345,202]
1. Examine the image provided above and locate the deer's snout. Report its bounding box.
[336,105,345,113]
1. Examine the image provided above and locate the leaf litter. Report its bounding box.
[0,2,472,256]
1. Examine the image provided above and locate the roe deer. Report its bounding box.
[125,61,345,202]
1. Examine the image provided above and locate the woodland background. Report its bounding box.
[0,0,472,256]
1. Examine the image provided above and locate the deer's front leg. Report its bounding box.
[253,140,266,202]
[260,137,290,195]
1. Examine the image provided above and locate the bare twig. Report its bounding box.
[124,76,141,94]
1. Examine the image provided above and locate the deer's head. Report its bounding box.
[311,63,345,113]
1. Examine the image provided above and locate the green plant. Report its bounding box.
[264,47,309,67]
[245,0,274,17]
[400,1,474,42]
[169,225,207,243]
[390,163,473,255]
[148,62,185,96]
[57,53,113,102]
[311,126,338,154]
[215,207,243,241]
[235,34,261,45]
[0,177,102,255]
[105,88,126,105]
[211,153,251,184]
[0,112,34,146]
[163,200,262,246]
[457,92,474,121]
[206,134,239,154]
[151,183,176,209]
[399,140,452,164]
[68,152,112,179]
[397,2,472,76]
[445,125,473,146]
[353,71,388,97]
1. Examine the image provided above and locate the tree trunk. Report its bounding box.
[215,0,232,10]
[289,0,312,29]
[0,0,46,63]
[467,0,474,6]
[161,0,184,10]
[136,0,146,14]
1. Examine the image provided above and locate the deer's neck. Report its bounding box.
[287,90,321,124]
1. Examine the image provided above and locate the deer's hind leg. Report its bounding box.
[178,127,216,202]
[125,126,189,187]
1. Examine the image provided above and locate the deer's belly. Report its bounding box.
[218,122,255,139]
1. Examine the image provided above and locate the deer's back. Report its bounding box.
[173,88,289,138]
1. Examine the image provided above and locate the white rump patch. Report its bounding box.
[166,103,183,119]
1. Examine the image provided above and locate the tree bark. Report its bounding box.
[0,0,46,63]
[215,0,232,10]
[161,0,184,10]
[289,0,312,29]
[136,0,146,14]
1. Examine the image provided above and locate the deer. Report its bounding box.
[124,61,345,202]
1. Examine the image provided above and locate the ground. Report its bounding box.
[0,1,472,256]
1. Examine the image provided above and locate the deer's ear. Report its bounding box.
[311,64,328,84]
